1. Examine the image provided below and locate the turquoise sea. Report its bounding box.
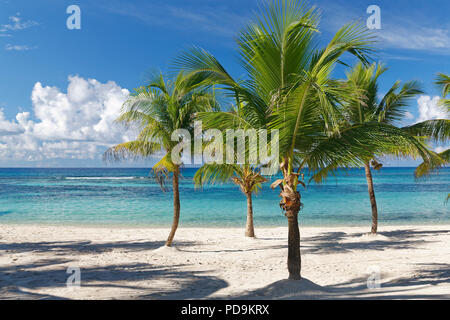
[0,167,448,227]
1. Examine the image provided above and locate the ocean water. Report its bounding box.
[0,167,448,227]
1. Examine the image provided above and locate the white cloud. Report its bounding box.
[378,26,450,51]
[0,76,135,162]
[434,146,447,153]
[319,2,450,54]
[1,13,39,51]
[0,13,38,32]
[416,95,448,122]
[0,109,24,135]
[405,111,414,120]
[5,44,36,51]
[103,2,249,38]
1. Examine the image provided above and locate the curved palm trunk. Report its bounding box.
[166,166,180,246]
[364,162,378,234]
[245,192,255,237]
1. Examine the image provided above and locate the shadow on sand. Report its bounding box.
[233,262,450,300]
[0,239,195,255]
[0,239,228,299]
[0,258,228,299]
[1,228,449,299]
[301,229,450,254]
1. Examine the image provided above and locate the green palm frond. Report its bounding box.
[436,73,450,98]
[377,80,423,124]
[343,62,423,126]
[103,141,163,162]
[153,153,177,173]
[415,148,450,178]
[173,47,238,90]
[411,73,450,181]
[310,22,376,76]
[435,73,450,110]
[307,122,444,183]
[194,163,267,195]
[193,163,241,186]
[344,62,386,124]
[237,0,320,101]
[104,71,217,172]
[403,119,450,143]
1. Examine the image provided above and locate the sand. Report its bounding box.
[0,224,449,300]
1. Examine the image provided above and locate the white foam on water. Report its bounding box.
[65,177,138,180]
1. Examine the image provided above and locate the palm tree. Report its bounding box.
[194,164,267,237]
[104,72,217,246]
[174,49,273,239]
[189,84,270,238]
[341,62,428,234]
[175,0,440,280]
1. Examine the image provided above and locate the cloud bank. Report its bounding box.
[0,76,135,163]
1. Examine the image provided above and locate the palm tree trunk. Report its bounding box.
[277,165,302,280]
[286,209,301,280]
[166,166,180,246]
[364,162,378,234]
[245,193,255,237]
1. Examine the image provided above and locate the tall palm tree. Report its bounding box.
[104,72,217,247]
[194,164,267,237]
[175,0,440,280]
[341,62,427,234]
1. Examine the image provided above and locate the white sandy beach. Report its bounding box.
[0,224,449,300]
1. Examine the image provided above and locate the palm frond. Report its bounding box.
[377,80,423,124]
[415,148,450,178]
[193,163,240,186]
[237,0,319,103]
[103,141,162,162]
[306,122,444,183]
[436,73,450,98]
[403,119,450,143]
[105,71,218,169]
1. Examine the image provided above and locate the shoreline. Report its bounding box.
[1,224,449,299]
[0,221,450,232]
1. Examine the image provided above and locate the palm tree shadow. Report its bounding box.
[301,229,450,254]
[179,244,286,253]
[0,258,228,300]
[0,239,195,255]
[233,263,450,300]
[1,239,227,299]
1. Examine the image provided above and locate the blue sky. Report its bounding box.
[0,0,449,167]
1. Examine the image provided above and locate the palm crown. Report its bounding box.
[104,72,218,246]
[104,72,218,172]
